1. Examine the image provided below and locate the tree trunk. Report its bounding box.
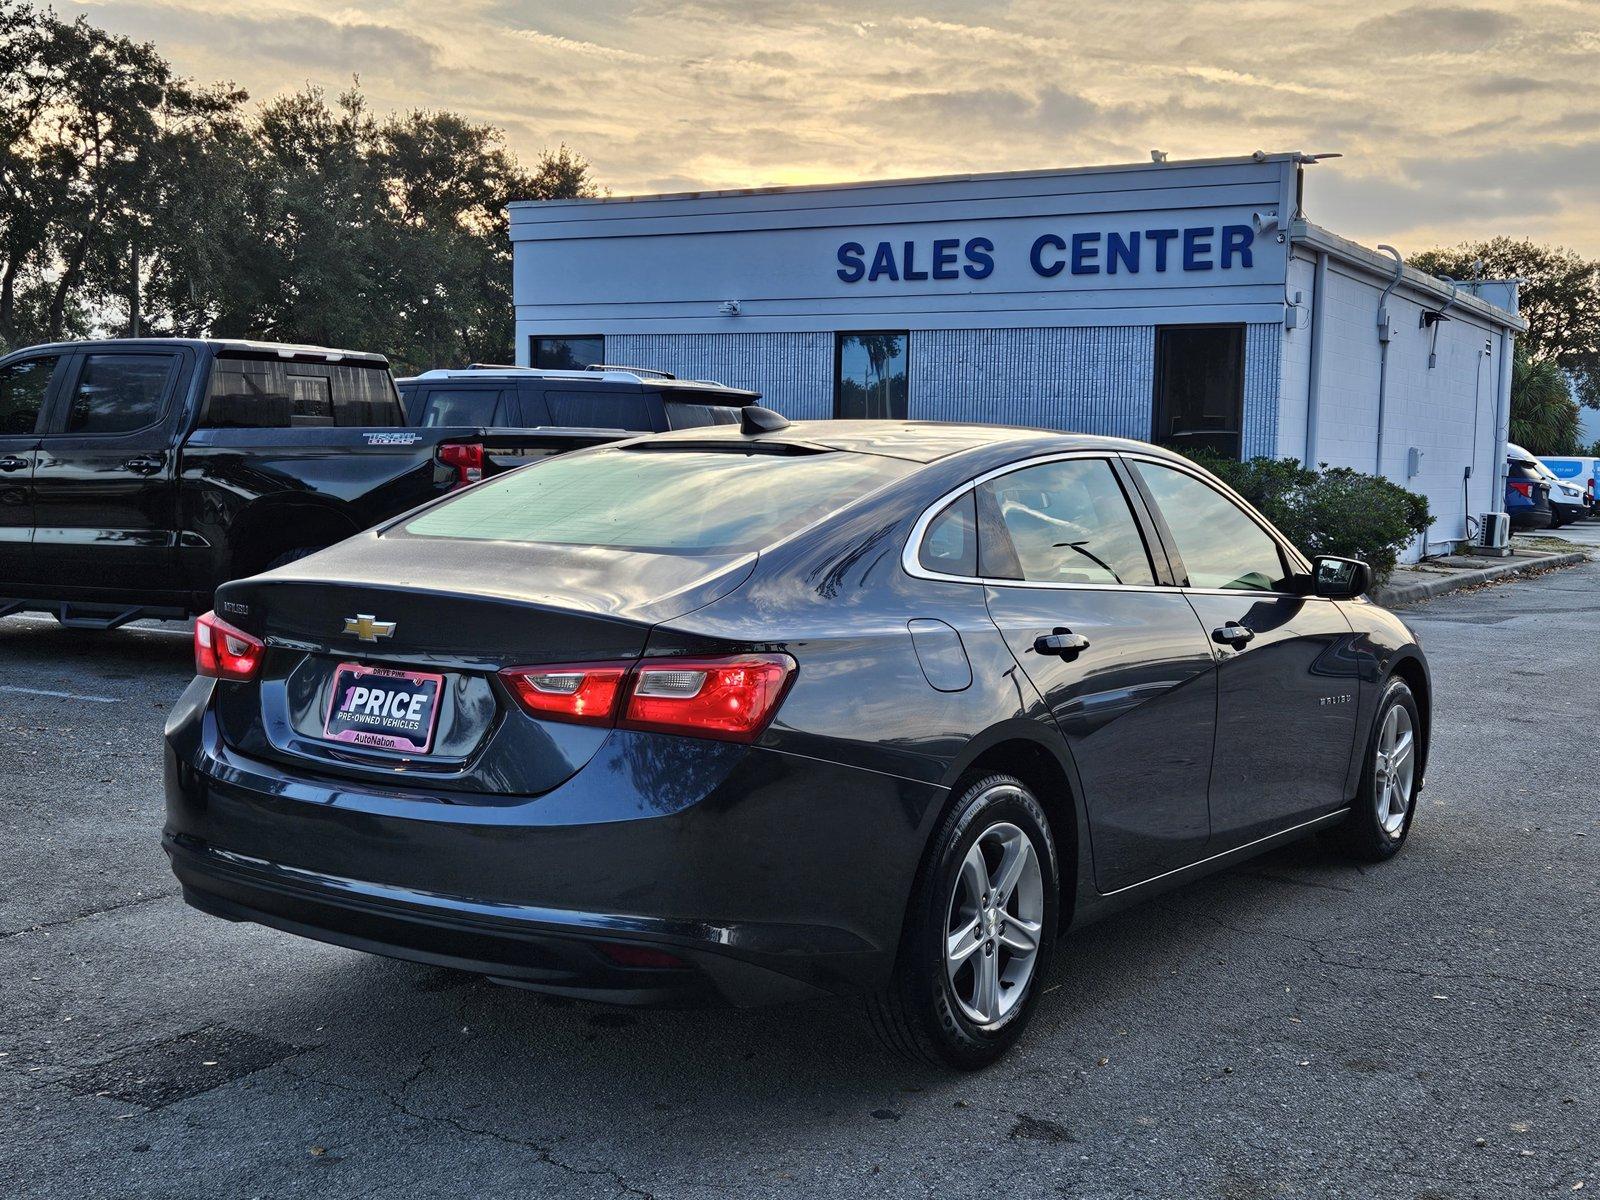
[46,233,90,340]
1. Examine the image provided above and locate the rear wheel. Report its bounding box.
[868,773,1059,1070]
[1333,678,1421,861]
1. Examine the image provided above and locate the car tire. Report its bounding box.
[868,773,1059,1070]
[1333,677,1422,862]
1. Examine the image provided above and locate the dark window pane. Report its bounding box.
[981,458,1154,586]
[201,358,403,428]
[665,402,738,429]
[836,332,907,419]
[66,355,173,434]
[531,336,604,371]
[416,389,504,427]
[544,389,651,430]
[1152,325,1244,458]
[1137,461,1286,591]
[919,491,977,576]
[0,356,57,434]
[405,448,912,554]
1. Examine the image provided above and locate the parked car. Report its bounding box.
[165,414,1430,1069]
[1509,443,1586,528]
[0,339,623,627]
[1537,454,1597,522]
[397,364,759,434]
[1505,449,1553,531]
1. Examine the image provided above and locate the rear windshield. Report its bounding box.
[404,447,911,553]
[200,356,404,428]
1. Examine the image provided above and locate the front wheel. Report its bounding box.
[1333,677,1422,861]
[868,773,1059,1070]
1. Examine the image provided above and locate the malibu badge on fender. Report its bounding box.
[324,663,443,753]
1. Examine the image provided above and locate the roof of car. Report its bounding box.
[642,419,1191,464]
[398,366,760,401]
[5,337,389,365]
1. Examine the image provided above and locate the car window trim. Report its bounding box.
[43,348,183,439]
[1120,451,1316,598]
[902,450,1173,592]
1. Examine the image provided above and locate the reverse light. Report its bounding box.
[499,653,795,743]
[439,442,484,487]
[194,611,265,681]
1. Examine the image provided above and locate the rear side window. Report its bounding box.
[665,403,740,430]
[65,354,175,434]
[0,355,57,434]
[543,389,652,430]
[405,447,912,554]
[979,458,1155,586]
[414,388,510,427]
[1136,461,1288,591]
[200,358,403,428]
[918,492,977,576]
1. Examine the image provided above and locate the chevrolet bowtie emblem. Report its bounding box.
[343,614,396,643]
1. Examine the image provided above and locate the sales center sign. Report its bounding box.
[833,222,1257,284]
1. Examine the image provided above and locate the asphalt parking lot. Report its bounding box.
[2,565,1596,1200]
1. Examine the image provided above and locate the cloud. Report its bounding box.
[1354,5,1522,50]
[1463,75,1560,98]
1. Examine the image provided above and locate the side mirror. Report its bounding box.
[1312,555,1371,599]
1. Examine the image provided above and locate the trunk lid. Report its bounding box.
[210,535,756,794]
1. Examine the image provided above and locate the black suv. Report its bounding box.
[398,364,760,433]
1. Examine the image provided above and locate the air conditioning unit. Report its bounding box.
[1475,511,1511,554]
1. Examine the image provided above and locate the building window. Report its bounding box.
[531,335,604,371]
[835,332,908,420]
[1151,325,1245,459]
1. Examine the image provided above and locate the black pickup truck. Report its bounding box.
[0,339,617,626]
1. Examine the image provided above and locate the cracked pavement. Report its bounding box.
[1,562,1596,1199]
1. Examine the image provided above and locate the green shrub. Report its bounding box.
[1179,450,1432,583]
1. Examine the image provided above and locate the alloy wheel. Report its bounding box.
[943,811,1044,1027]
[1373,704,1416,838]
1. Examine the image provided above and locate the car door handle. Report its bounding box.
[0,456,28,472]
[1211,623,1256,648]
[1033,628,1091,659]
[122,453,165,475]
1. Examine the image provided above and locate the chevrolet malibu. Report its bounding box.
[164,415,1430,1069]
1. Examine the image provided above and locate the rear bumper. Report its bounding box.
[163,680,946,1006]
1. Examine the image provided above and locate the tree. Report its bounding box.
[1410,238,1600,409]
[1508,346,1581,455]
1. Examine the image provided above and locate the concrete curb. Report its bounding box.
[1373,550,1594,608]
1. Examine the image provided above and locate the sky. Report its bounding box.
[70,0,1600,255]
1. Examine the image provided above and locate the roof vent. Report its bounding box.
[740,406,790,435]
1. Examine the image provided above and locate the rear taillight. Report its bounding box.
[499,654,795,744]
[1509,480,1532,498]
[194,611,265,681]
[500,663,628,726]
[439,442,484,487]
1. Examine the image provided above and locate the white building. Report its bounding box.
[510,153,1525,559]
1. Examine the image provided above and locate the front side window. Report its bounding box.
[0,355,57,435]
[531,335,604,371]
[1135,460,1287,591]
[404,447,911,554]
[980,458,1155,586]
[836,332,908,420]
[65,354,175,434]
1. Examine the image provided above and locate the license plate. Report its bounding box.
[323,663,444,754]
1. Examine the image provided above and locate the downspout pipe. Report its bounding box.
[1304,249,1329,467]
[1374,245,1404,478]
[1493,328,1514,523]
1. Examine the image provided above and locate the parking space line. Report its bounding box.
[0,685,119,703]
